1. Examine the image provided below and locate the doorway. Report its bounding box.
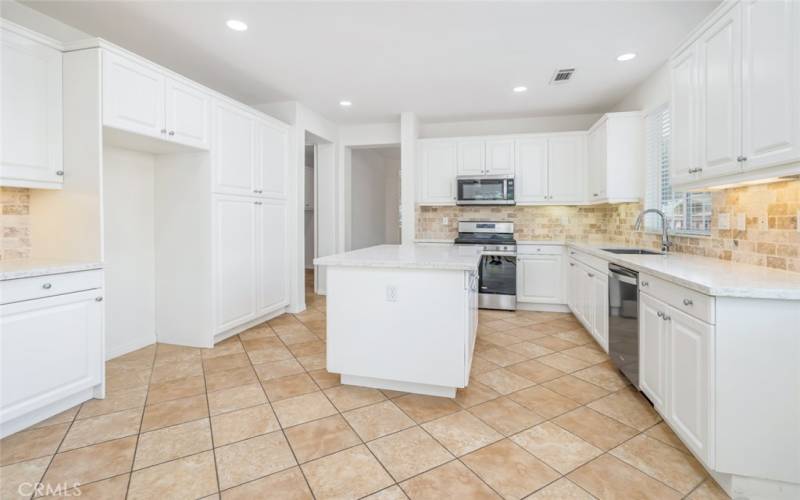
[303,144,315,296]
[347,145,401,250]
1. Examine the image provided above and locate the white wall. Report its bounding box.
[350,149,391,250]
[419,113,601,138]
[304,147,315,268]
[612,62,670,113]
[1,0,90,42]
[103,146,156,358]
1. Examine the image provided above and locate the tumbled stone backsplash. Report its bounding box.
[417,178,800,273]
[0,187,31,260]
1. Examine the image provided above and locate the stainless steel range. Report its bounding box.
[454,221,516,311]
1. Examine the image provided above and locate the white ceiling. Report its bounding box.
[24,1,718,124]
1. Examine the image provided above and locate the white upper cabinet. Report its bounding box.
[484,139,515,175]
[103,50,165,138]
[740,0,800,170]
[165,78,210,149]
[670,45,699,186]
[515,137,548,202]
[548,135,585,203]
[697,5,742,178]
[456,140,485,175]
[586,113,642,204]
[255,120,289,199]
[103,50,209,150]
[1,26,63,189]
[418,140,457,204]
[670,0,800,188]
[213,102,256,196]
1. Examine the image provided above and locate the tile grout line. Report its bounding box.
[199,347,224,499]
[124,344,158,499]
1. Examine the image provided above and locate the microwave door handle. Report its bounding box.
[503,180,507,201]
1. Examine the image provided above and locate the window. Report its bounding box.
[644,104,712,235]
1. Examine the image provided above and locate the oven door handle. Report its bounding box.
[482,252,517,257]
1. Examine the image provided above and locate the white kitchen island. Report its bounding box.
[314,244,481,398]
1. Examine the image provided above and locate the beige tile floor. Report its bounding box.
[0,272,731,499]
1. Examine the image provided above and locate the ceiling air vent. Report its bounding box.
[550,68,575,85]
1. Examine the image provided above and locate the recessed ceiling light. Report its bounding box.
[617,52,637,62]
[339,100,352,107]
[513,86,528,93]
[226,19,248,31]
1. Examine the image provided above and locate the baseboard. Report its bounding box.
[516,302,570,313]
[213,306,288,345]
[1,387,96,439]
[106,334,157,361]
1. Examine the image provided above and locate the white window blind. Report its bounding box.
[644,104,711,235]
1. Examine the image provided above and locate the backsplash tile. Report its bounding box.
[0,187,31,260]
[416,178,800,274]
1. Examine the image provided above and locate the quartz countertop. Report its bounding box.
[314,244,481,271]
[0,259,103,281]
[568,242,800,300]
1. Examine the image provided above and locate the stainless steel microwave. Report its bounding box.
[456,175,515,205]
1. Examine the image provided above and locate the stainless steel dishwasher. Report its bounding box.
[608,263,639,387]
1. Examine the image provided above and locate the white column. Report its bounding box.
[400,112,419,244]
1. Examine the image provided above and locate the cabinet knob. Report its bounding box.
[95,296,103,302]
[593,193,598,197]
[683,298,693,306]
[663,314,671,321]
[737,156,747,162]
[641,281,649,287]
[587,272,594,278]
[56,170,64,176]
[168,130,175,136]
[569,263,575,267]
[42,283,52,289]
[254,201,263,205]
[657,311,663,318]
[161,129,167,134]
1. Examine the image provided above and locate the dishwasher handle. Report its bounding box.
[608,263,638,286]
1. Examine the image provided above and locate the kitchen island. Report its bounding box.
[314,244,481,397]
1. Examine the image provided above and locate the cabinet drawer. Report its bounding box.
[517,244,563,256]
[1,270,104,305]
[639,273,715,324]
[567,247,608,274]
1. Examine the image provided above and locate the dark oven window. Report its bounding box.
[458,179,506,201]
[479,255,516,295]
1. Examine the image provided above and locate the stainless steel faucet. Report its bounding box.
[634,209,672,253]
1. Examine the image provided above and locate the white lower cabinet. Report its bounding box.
[566,253,608,352]
[213,194,289,334]
[517,253,563,304]
[0,271,104,438]
[640,287,714,466]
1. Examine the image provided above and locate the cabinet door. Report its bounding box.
[741,0,800,170]
[255,120,288,199]
[639,293,668,412]
[671,45,699,185]
[515,138,548,202]
[587,124,607,200]
[592,272,608,352]
[1,290,103,423]
[485,139,515,175]
[697,6,742,178]
[214,103,256,196]
[457,140,485,175]
[517,255,563,304]
[164,78,210,150]
[566,259,578,313]
[578,264,596,333]
[214,195,257,332]
[667,306,713,463]
[419,140,457,203]
[548,136,585,203]
[102,51,165,138]
[256,200,289,314]
[1,29,62,188]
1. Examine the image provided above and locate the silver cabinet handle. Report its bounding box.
[95,296,103,302]
[641,281,649,287]
[587,272,594,278]
[570,251,576,255]
[56,170,64,176]
[663,314,671,321]
[161,129,167,134]
[683,298,693,306]
[593,193,598,197]
[569,263,575,267]
[168,130,175,136]
[657,311,663,318]
[737,156,747,162]
[254,201,263,205]
[42,283,52,289]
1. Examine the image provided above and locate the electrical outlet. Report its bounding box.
[736,213,746,231]
[442,217,449,226]
[385,285,398,302]
[718,213,730,230]
[758,215,768,231]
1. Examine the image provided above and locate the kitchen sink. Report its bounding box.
[601,248,664,255]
